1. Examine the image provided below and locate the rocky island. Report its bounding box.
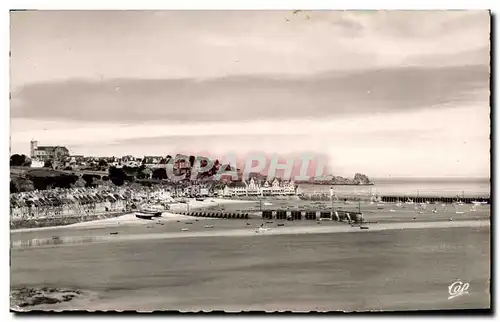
[298,173,373,185]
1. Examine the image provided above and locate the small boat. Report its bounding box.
[110,232,119,235]
[246,222,251,226]
[136,213,154,220]
[196,198,205,201]
[263,202,273,206]
[256,227,272,233]
[184,222,193,225]
[456,211,465,214]
[204,225,214,229]
[277,223,285,227]
[181,228,189,231]
[360,226,369,230]
[52,236,60,240]
[138,204,163,217]
[389,209,396,212]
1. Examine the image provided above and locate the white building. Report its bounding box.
[223,178,296,197]
[30,159,44,168]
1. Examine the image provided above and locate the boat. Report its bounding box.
[136,203,164,218]
[256,227,272,233]
[263,202,273,206]
[204,225,214,229]
[110,232,119,235]
[135,213,155,220]
[360,226,369,230]
[181,228,189,231]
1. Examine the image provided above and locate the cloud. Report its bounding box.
[10,10,490,87]
[11,64,489,123]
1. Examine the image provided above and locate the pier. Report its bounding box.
[174,209,363,223]
[380,195,490,204]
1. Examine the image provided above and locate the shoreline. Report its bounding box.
[10,198,253,233]
[10,219,490,249]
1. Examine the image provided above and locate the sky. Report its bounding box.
[10,10,491,178]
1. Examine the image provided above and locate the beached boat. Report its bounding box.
[135,213,155,220]
[137,203,164,218]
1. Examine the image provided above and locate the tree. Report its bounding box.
[10,154,28,167]
[109,166,126,186]
[72,177,86,188]
[98,159,108,167]
[10,180,18,193]
[189,155,196,168]
[44,160,53,168]
[152,168,168,180]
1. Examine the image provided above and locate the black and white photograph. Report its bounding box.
[9,9,491,312]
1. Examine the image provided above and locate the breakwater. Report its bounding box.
[380,195,490,204]
[174,209,362,222]
[176,211,250,219]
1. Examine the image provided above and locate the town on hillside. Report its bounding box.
[10,140,373,195]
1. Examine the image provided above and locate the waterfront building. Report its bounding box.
[223,178,297,197]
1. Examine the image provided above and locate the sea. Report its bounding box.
[297,177,490,198]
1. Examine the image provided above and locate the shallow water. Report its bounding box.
[11,224,490,311]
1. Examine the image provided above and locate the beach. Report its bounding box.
[10,201,491,311]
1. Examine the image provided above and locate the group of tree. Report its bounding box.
[10,154,31,167]
[27,173,80,190]
[10,177,35,193]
